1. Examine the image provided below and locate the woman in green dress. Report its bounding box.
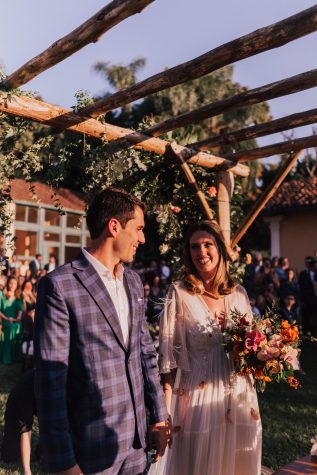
[0,276,23,365]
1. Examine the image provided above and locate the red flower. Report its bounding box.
[207,186,217,198]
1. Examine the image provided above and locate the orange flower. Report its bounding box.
[265,359,280,374]
[287,376,301,390]
[281,320,291,329]
[254,369,264,380]
[281,325,299,343]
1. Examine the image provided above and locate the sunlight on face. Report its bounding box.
[114,206,145,263]
[189,231,219,277]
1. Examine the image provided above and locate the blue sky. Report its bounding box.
[1,0,316,156]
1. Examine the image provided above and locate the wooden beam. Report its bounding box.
[217,172,234,245]
[231,150,303,247]
[79,5,317,117]
[224,134,317,162]
[0,93,249,177]
[145,69,317,136]
[189,108,317,150]
[166,142,214,220]
[4,0,155,89]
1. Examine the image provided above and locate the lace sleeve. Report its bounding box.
[158,283,191,374]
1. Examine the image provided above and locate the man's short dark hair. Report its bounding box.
[86,187,146,240]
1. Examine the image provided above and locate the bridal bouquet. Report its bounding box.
[223,304,301,393]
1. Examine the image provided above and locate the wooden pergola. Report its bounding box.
[1,0,317,251]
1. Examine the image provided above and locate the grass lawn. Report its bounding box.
[259,338,317,471]
[0,340,316,474]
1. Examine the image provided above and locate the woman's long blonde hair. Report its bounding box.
[182,221,235,297]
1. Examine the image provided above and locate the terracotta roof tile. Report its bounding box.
[10,179,85,212]
[266,177,317,212]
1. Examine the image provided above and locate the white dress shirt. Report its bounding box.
[82,248,131,346]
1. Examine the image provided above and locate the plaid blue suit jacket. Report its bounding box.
[34,251,167,473]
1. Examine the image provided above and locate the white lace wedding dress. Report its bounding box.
[149,282,262,475]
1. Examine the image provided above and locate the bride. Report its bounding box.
[149,221,262,475]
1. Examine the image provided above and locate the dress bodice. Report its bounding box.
[183,294,224,355]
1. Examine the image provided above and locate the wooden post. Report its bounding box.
[231,150,303,247]
[217,171,234,245]
[167,143,214,220]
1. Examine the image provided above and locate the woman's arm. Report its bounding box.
[161,369,177,414]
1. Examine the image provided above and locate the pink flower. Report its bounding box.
[245,330,266,352]
[268,334,283,348]
[169,204,181,214]
[257,345,280,361]
[281,347,299,370]
[207,186,217,198]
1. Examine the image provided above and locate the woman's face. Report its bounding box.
[189,231,220,277]
[8,278,17,292]
[24,282,33,293]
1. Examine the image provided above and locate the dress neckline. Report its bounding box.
[197,293,227,319]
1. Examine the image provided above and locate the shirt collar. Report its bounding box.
[82,248,124,281]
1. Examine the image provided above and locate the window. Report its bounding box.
[66,235,80,244]
[15,205,27,221]
[44,232,59,241]
[67,213,82,228]
[15,230,37,257]
[44,209,60,226]
[28,207,38,223]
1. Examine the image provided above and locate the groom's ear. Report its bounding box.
[107,218,121,237]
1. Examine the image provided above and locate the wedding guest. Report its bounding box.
[254,259,275,295]
[249,294,261,317]
[10,255,22,276]
[0,247,9,276]
[159,260,171,286]
[20,261,30,278]
[29,254,42,278]
[274,257,289,283]
[44,254,57,273]
[149,221,262,475]
[280,295,298,324]
[0,276,23,365]
[298,256,317,335]
[21,280,36,313]
[279,268,299,303]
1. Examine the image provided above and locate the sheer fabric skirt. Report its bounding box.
[149,348,262,475]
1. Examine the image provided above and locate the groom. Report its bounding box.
[34,188,170,474]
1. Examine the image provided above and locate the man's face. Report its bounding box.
[114,206,145,263]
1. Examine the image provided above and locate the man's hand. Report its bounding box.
[148,417,173,463]
[56,464,83,475]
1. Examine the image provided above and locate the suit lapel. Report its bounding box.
[72,253,126,351]
[123,268,139,355]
